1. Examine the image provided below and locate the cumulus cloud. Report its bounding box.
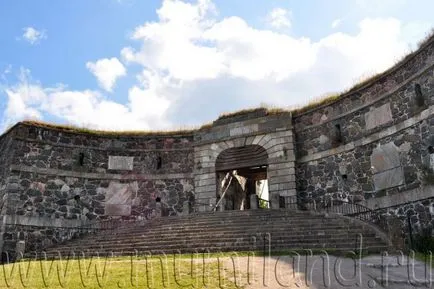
[1,68,170,131]
[86,58,126,92]
[265,8,291,29]
[119,0,427,125]
[22,27,47,45]
[2,0,432,131]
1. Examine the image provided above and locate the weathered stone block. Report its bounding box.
[267,168,295,177]
[195,178,215,187]
[229,124,256,137]
[104,181,136,216]
[233,137,246,147]
[268,162,295,169]
[365,103,393,130]
[252,135,266,145]
[370,143,401,173]
[105,204,130,216]
[269,175,296,183]
[250,194,258,210]
[277,189,296,197]
[108,156,134,171]
[373,167,404,191]
[195,185,215,193]
[270,193,280,209]
[182,201,190,215]
[245,136,256,145]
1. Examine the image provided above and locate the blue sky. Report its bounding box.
[0,0,433,131]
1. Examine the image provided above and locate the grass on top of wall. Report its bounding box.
[20,120,196,137]
[215,104,289,122]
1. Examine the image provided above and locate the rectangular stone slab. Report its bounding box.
[370,142,401,173]
[105,204,131,216]
[105,182,134,204]
[108,156,134,170]
[365,103,393,130]
[373,167,404,191]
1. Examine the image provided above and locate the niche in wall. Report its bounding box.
[414,83,426,107]
[156,154,162,170]
[78,152,85,166]
[331,123,343,147]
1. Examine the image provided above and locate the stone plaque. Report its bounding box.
[106,182,135,203]
[365,103,393,130]
[372,167,404,191]
[108,156,134,171]
[104,181,136,216]
[370,143,401,173]
[371,142,404,190]
[229,124,259,137]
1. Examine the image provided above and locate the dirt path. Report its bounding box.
[221,255,310,289]
[221,254,432,289]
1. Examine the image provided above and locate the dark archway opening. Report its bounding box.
[215,145,269,210]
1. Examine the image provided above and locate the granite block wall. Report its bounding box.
[0,123,195,256]
[293,35,434,237]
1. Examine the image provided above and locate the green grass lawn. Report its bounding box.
[0,254,244,289]
[0,249,375,288]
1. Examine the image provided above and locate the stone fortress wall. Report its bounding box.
[0,34,433,256]
[0,123,195,253]
[293,34,434,233]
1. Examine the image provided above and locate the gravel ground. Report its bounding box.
[220,254,433,289]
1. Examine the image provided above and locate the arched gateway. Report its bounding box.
[215,145,268,210]
[193,110,296,212]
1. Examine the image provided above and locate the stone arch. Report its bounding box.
[215,145,268,172]
[194,131,296,212]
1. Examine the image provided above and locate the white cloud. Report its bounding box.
[121,0,423,87]
[332,18,342,28]
[3,0,432,131]
[265,8,291,29]
[22,27,46,45]
[86,58,126,92]
[118,0,430,125]
[1,68,170,131]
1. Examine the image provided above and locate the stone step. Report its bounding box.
[43,233,383,249]
[56,230,378,248]
[80,224,369,237]
[33,241,387,256]
[97,218,352,232]
[47,234,380,251]
[100,211,337,226]
[84,219,366,235]
[28,243,389,259]
[61,231,377,247]
[26,210,389,260]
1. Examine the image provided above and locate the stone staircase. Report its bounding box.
[25,209,391,259]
